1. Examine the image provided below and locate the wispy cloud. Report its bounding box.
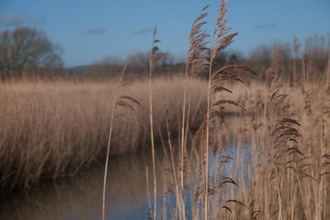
[85,28,106,35]
[131,28,153,35]
[253,23,277,30]
[0,13,46,26]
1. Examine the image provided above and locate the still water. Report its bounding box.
[0,143,249,220]
[0,149,165,220]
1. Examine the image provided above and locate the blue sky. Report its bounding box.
[0,0,329,67]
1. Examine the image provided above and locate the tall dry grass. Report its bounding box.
[193,47,330,219]
[152,1,258,220]
[1,55,329,219]
[0,77,207,195]
[0,0,329,219]
[151,71,330,220]
[141,1,330,220]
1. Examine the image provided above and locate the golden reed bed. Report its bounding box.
[1,0,330,219]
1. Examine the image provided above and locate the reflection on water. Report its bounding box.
[0,149,166,220]
[0,143,249,220]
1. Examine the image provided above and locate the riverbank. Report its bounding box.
[1,73,330,219]
[0,76,207,195]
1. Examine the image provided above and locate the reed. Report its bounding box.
[203,1,257,218]
[149,27,165,220]
[154,2,257,219]
[0,1,330,220]
[0,77,207,195]
[141,2,330,220]
[180,6,209,219]
[102,54,140,220]
[2,61,330,219]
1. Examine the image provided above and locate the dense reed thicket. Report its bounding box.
[140,1,330,220]
[0,0,329,219]
[0,77,207,195]
[149,63,330,220]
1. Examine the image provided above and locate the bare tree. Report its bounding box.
[0,27,63,77]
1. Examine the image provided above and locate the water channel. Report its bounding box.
[0,142,249,220]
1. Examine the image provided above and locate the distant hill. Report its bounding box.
[65,65,91,73]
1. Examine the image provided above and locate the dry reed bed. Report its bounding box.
[203,78,330,219]
[0,77,207,195]
[1,0,329,218]
[1,75,329,220]
[148,75,330,219]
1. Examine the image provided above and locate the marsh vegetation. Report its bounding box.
[0,0,330,220]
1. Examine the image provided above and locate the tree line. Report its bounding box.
[0,26,329,81]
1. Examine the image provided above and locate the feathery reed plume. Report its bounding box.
[185,5,210,79]
[203,1,257,218]
[268,74,302,220]
[248,200,263,220]
[180,6,210,219]
[269,76,302,161]
[149,26,165,220]
[102,53,141,220]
